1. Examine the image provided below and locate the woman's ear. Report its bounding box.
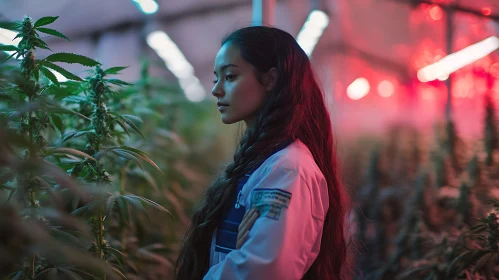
[263,67,278,91]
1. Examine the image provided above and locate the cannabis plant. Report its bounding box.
[451,203,499,280]
[61,64,172,279]
[0,15,110,279]
[1,14,175,279]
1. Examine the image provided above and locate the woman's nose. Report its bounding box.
[212,83,224,97]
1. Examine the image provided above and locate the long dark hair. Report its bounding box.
[174,26,350,280]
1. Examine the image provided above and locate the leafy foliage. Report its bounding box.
[348,106,499,280]
[1,14,224,280]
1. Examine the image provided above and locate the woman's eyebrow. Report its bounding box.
[214,64,238,74]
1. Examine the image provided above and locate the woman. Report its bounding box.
[174,26,350,280]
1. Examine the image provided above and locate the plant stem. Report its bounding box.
[99,206,105,259]
[28,92,37,279]
[30,187,36,278]
[98,206,106,280]
[120,166,127,265]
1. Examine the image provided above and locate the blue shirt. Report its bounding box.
[204,139,329,280]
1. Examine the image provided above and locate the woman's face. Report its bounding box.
[212,43,267,128]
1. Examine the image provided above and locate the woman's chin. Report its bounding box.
[221,118,236,124]
[221,115,239,125]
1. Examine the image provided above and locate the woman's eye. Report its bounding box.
[213,75,235,84]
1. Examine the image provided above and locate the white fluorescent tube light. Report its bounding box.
[147,30,206,102]
[296,10,329,57]
[418,36,499,82]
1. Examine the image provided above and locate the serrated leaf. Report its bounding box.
[34,16,59,28]
[0,21,22,31]
[1,52,17,63]
[111,150,143,170]
[40,67,60,87]
[109,254,125,271]
[36,27,70,41]
[117,146,162,174]
[128,195,173,217]
[0,44,19,51]
[50,114,64,135]
[105,246,126,257]
[62,96,87,103]
[120,114,143,123]
[34,38,52,51]
[45,52,100,67]
[48,106,91,121]
[106,194,118,217]
[33,67,40,81]
[113,118,130,136]
[116,197,129,223]
[62,130,95,143]
[106,78,132,87]
[71,203,93,216]
[45,147,96,161]
[120,115,144,139]
[122,195,147,213]
[49,227,87,249]
[40,60,82,81]
[104,66,128,75]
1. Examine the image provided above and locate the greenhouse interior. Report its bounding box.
[1,0,499,279]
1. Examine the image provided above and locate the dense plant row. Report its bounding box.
[348,94,499,279]
[0,15,223,280]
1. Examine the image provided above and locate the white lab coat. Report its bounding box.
[203,139,329,280]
